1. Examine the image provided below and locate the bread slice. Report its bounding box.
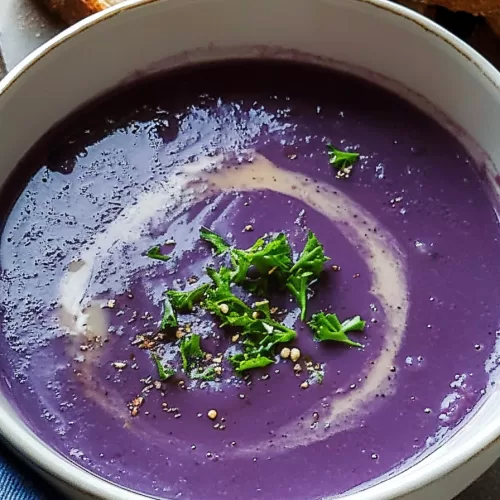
[41,0,116,24]
[414,0,500,15]
[487,11,500,35]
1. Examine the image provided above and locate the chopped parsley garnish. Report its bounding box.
[152,353,175,381]
[160,296,177,329]
[200,226,231,255]
[146,245,171,262]
[327,145,360,179]
[308,312,365,347]
[286,231,329,320]
[230,354,274,373]
[230,233,292,285]
[191,366,217,381]
[166,283,212,312]
[179,334,205,371]
[143,226,365,382]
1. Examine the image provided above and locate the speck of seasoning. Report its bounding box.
[244,202,250,206]
[79,345,89,352]
[197,412,203,418]
[214,366,222,375]
[154,381,162,390]
[162,403,168,408]
[288,154,297,160]
[280,347,291,359]
[353,273,360,278]
[300,381,309,389]
[174,413,182,419]
[112,361,127,369]
[474,344,481,350]
[191,445,196,450]
[290,348,301,362]
[165,239,176,245]
[104,299,116,309]
[424,408,432,414]
[231,441,237,447]
[312,412,319,420]
[231,334,240,342]
[261,374,270,380]
[331,265,341,271]
[213,423,220,429]
[219,303,229,314]
[253,458,258,463]
[390,366,396,372]
[350,383,357,390]
[244,224,254,232]
[371,453,378,460]
[239,394,245,399]
[274,369,280,374]
[207,409,218,420]
[206,452,213,458]
[293,363,302,373]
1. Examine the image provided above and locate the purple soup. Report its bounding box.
[1,61,499,500]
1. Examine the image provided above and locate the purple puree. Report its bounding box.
[0,61,499,500]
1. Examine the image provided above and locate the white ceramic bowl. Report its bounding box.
[1,1,500,499]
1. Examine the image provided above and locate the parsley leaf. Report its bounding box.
[160,296,177,329]
[151,353,175,381]
[230,354,274,373]
[166,283,212,312]
[191,366,217,381]
[146,245,171,262]
[308,312,365,347]
[204,267,253,322]
[287,231,329,320]
[200,226,231,255]
[327,145,360,178]
[179,334,205,371]
[230,233,292,284]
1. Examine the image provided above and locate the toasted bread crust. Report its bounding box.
[416,0,500,15]
[41,0,111,24]
[487,11,500,35]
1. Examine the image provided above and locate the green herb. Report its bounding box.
[225,299,296,373]
[204,267,253,322]
[308,312,365,347]
[327,145,360,178]
[166,283,212,312]
[230,353,274,373]
[230,233,292,284]
[151,353,175,381]
[179,334,205,372]
[191,366,217,381]
[200,226,231,255]
[160,296,177,329]
[146,245,171,262]
[287,231,329,320]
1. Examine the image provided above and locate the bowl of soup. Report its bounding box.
[0,0,500,499]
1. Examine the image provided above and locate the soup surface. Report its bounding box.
[1,61,499,500]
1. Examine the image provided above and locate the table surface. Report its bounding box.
[0,0,499,499]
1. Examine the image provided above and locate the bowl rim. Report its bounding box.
[1,0,500,499]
